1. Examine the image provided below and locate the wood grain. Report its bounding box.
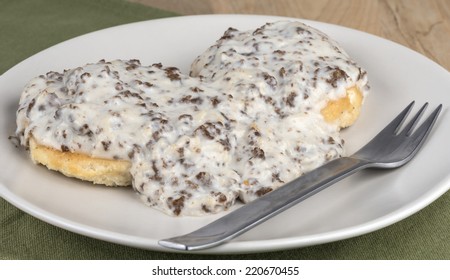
[130,0,450,71]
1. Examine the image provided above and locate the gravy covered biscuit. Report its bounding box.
[193,21,369,202]
[15,21,369,216]
[191,21,368,129]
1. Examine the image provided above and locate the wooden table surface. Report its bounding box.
[131,0,450,71]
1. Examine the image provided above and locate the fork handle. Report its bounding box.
[159,157,368,251]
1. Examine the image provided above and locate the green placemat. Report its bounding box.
[0,0,176,75]
[1,0,449,260]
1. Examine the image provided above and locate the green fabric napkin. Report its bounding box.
[1,0,449,260]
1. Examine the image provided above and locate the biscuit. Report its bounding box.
[29,137,132,186]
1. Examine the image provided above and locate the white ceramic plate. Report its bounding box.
[1,15,449,254]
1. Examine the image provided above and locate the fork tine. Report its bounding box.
[409,104,442,144]
[402,103,428,136]
[383,101,415,134]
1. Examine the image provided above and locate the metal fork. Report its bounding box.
[159,101,442,251]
